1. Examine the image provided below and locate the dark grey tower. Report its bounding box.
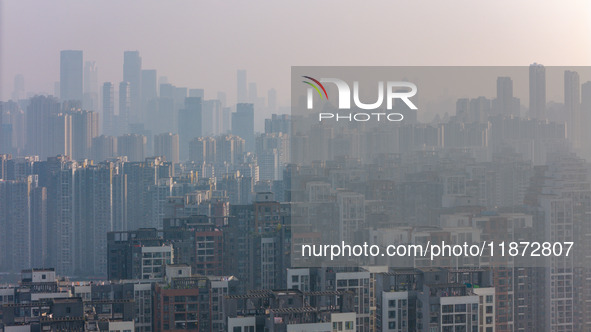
[60,50,83,102]
[529,63,546,120]
[232,103,255,152]
[123,51,142,122]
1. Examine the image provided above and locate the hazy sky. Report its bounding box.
[2,0,591,105]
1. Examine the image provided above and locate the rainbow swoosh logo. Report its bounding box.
[302,76,328,100]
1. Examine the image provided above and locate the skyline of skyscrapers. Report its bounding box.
[4,54,591,332]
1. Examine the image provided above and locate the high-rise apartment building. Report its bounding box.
[232,103,255,152]
[102,82,115,135]
[178,97,202,160]
[69,109,99,160]
[237,70,247,103]
[564,70,581,148]
[119,81,131,133]
[83,61,98,111]
[154,132,180,164]
[117,134,146,162]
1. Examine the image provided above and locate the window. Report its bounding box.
[443,315,453,324]
[388,321,396,329]
[345,321,354,330]
[233,327,241,332]
[455,304,466,312]
[389,300,396,308]
[486,295,493,303]
[388,310,396,319]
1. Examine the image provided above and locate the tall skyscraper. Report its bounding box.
[69,110,99,160]
[202,99,222,136]
[45,157,76,276]
[248,82,257,103]
[74,162,114,277]
[83,61,98,111]
[495,77,519,116]
[26,96,61,159]
[581,81,591,157]
[237,70,247,103]
[154,133,180,164]
[268,88,277,112]
[0,176,36,272]
[119,81,131,133]
[92,135,117,162]
[50,112,73,158]
[0,107,3,155]
[529,63,546,120]
[232,103,255,152]
[140,69,157,106]
[178,97,202,160]
[564,70,580,148]
[60,50,83,102]
[189,136,216,164]
[123,51,142,122]
[102,82,115,135]
[30,186,47,269]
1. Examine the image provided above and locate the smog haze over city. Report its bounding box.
[1,1,591,332]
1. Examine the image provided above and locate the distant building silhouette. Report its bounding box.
[102,82,115,135]
[154,132,180,164]
[237,70,247,103]
[529,63,546,119]
[123,51,142,122]
[232,103,255,152]
[60,50,83,102]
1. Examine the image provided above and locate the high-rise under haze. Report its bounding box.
[178,97,202,160]
[154,133,180,164]
[565,70,581,148]
[232,103,255,152]
[529,63,546,120]
[141,69,157,106]
[60,50,83,102]
[237,70,247,103]
[123,51,142,122]
[119,81,131,134]
[495,77,519,116]
[83,61,98,111]
[102,82,115,135]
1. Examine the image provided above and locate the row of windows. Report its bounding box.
[332,321,354,330]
